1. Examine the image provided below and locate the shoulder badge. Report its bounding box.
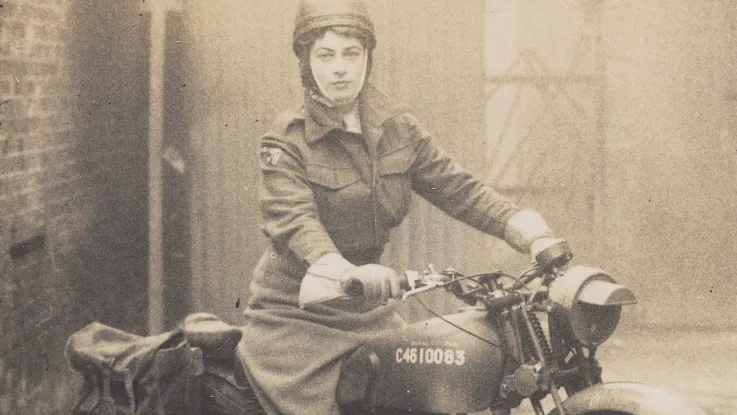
[260,146,283,166]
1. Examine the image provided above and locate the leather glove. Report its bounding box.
[504,209,571,268]
[298,253,357,308]
[341,264,401,305]
[530,237,565,259]
[530,237,572,269]
[503,209,555,253]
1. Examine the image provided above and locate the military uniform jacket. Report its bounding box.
[257,82,520,282]
[238,83,522,415]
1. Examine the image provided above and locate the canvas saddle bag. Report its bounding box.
[66,322,203,414]
[66,313,263,414]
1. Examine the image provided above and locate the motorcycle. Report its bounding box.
[185,241,706,415]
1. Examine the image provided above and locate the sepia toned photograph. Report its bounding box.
[1,0,735,413]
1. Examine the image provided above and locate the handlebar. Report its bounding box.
[340,240,573,304]
[340,268,462,301]
[340,267,531,310]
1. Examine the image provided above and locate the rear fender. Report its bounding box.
[550,382,706,415]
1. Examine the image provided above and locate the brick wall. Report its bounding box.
[0,0,149,412]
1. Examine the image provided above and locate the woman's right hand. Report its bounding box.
[341,264,402,305]
[298,253,357,308]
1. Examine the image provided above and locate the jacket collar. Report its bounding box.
[304,82,407,144]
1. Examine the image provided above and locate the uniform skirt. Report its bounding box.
[238,246,405,415]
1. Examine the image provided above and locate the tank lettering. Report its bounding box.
[434,348,443,363]
[444,349,455,365]
[408,348,418,363]
[396,347,418,363]
[395,347,466,366]
[455,349,466,365]
[408,340,459,347]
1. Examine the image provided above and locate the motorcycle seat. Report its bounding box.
[182,313,243,360]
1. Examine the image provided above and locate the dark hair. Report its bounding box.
[294,26,374,89]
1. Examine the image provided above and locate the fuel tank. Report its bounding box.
[337,310,508,414]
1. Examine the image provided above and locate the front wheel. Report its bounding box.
[546,382,705,415]
[548,408,632,415]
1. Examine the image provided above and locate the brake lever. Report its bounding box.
[400,268,458,300]
[401,279,447,300]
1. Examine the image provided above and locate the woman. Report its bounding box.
[238,0,565,413]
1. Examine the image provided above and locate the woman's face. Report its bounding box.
[309,29,367,104]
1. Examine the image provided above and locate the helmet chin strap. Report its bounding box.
[311,52,368,111]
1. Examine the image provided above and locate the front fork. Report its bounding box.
[495,304,604,415]
[492,305,559,415]
[519,308,567,415]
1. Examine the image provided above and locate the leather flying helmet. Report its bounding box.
[292,0,376,56]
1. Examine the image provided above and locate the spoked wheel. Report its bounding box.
[547,410,634,415]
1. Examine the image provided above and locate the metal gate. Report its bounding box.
[482,0,607,265]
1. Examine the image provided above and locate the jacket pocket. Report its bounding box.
[305,163,365,234]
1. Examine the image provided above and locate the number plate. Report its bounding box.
[395,347,466,366]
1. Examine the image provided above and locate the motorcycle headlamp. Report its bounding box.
[548,266,637,346]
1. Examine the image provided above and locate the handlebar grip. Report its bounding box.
[341,277,364,297]
[535,239,573,270]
